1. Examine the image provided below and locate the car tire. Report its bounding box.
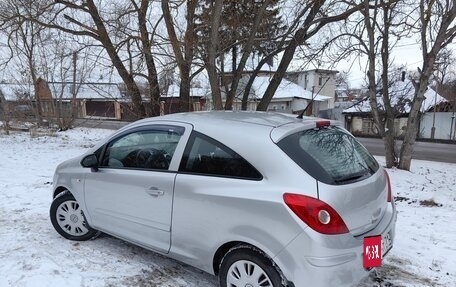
[50,191,99,241]
[219,245,286,287]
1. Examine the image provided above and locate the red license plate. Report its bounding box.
[363,235,382,268]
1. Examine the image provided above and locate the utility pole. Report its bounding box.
[451,97,456,141]
[430,78,438,139]
[450,112,455,140]
[72,51,78,119]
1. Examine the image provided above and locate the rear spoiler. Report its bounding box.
[270,119,342,143]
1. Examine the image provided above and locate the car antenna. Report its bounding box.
[297,77,330,119]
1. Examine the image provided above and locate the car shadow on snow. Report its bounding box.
[358,256,441,287]
[94,233,218,287]
[91,234,438,287]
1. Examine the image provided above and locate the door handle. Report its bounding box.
[146,187,165,197]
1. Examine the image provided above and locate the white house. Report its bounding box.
[213,71,332,115]
[342,80,448,139]
[227,74,331,115]
[286,69,338,110]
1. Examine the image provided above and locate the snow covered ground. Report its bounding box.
[0,127,455,287]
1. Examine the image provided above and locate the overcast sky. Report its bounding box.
[336,41,456,88]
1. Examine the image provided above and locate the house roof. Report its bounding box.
[287,69,339,75]
[0,84,34,101]
[47,82,124,99]
[251,76,331,102]
[164,84,210,98]
[343,80,447,114]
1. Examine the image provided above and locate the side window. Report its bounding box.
[179,132,262,180]
[101,126,183,170]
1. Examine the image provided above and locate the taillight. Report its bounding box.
[316,120,331,128]
[384,170,392,202]
[283,193,349,235]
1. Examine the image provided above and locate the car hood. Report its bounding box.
[55,155,83,172]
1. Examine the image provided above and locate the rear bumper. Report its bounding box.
[275,202,397,287]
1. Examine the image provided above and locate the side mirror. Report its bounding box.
[81,154,99,171]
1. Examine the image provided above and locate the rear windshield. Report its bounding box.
[277,126,379,185]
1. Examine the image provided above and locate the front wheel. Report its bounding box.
[50,192,99,241]
[219,245,286,287]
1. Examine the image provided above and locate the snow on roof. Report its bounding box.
[48,82,123,99]
[0,84,34,101]
[251,76,331,101]
[163,84,210,98]
[0,82,124,100]
[343,80,447,114]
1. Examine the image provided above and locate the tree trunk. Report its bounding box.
[206,0,224,110]
[383,117,397,167]
[179,66,191,112]
[29,61,43,124]
[232,45,237,78]
[241,52,279,110]
[0,91,10,135]
[256,37,299,111]
[380,0,397,167]
[138,0,160,116]
[398,78,429,170]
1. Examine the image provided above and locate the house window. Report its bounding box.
[362,118,376,134]
[41,101,54,114]
[281,105,285,110]
[319,77,323,86]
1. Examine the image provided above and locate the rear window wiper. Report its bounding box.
[334,171,369,184]
[358,162,375,174]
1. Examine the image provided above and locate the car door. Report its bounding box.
[84,123,192,253]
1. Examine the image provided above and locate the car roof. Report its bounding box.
[136,111,319,128]
[121,111,341,144]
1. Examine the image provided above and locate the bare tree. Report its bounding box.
[195,0,286,110]
[7,0,169,118]
[162,0,198,112]
[399,0,456,170]
[363,0,406,168]
[0,1,52,124]
[130,0,161,116]
[224,0,271,110]
[337,0,455,170]
[319,0,440,169]
[41,36,96,131]
[256,0,365,111]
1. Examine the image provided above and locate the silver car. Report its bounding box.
[51,111,396,287]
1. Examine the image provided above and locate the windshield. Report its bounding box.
[277,126,379,185]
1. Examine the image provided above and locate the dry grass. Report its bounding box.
[419,199,443,207]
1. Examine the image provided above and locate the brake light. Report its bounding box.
[384,170,392,202]
[316,120,330,128]
[283,193,349,235]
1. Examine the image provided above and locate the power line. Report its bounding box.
[394,42,420,48]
